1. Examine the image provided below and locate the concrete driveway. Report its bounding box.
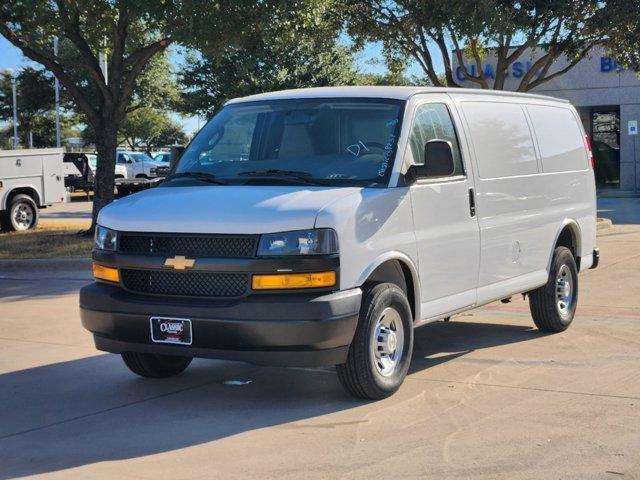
[1,225,639,478]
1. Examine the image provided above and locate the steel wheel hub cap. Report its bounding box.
[371,307,404,377]
[556,264,573,318]
[14,204,33,230]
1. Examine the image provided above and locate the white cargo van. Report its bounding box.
[80,87,598,399]
[0,148,65,231]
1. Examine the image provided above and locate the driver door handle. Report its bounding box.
[468,188,476,217]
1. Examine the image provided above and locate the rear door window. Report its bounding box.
[462,102,538,178]
[527,105,587,172]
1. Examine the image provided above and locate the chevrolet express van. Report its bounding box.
[80,87,598,400]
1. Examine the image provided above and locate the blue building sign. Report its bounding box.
[455,57,623,82]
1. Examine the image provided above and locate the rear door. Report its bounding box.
[406,95,480,319]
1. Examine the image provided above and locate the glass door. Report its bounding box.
[591,110,620,189]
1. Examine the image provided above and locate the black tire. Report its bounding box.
[121,352,192,378]
[4,194,39,231]
[529,246,578,332]
[336,283,413,400]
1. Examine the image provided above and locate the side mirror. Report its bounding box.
[170,146,185,171]
[405,140,455,184]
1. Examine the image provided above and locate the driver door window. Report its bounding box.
[406,103,464,177]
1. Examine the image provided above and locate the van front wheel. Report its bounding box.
[529,246,578,332]
[336,283,413,400]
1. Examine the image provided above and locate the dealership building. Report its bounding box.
[454,47,640,193]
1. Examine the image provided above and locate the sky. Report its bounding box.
[0,36,435,135]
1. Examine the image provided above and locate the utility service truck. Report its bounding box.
[0,148,65,231]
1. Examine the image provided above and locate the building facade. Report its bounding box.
[454,47,640,193]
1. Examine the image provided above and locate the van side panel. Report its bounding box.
[455,96,596,304]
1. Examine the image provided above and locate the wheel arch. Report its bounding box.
[2,186,41,210]
[356,252,421,322]
[548,219,582,272]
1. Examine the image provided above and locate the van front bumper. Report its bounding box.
[80,282,361,367]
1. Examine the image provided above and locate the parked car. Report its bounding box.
[116,151,160,179]
[80,87,598,400]
[0,148,65,231]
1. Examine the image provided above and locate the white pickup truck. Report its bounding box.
[0,148,65,231]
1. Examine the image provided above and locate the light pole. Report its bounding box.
[53,37,61,148]
[5,68,19,149]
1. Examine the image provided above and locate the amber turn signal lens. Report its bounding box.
[93,263,120,283]
[252,271,336,290]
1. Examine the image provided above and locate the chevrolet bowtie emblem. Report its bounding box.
[164,255,196,270]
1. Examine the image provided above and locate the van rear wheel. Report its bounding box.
[529,246,578,332]
[336,283,413,400]
[121,352,192,378]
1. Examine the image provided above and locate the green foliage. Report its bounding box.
[118,107,186,151]
[341,0,617,91]
[177,1,358,116]
[0,67,77,147]
[604,0,640,72]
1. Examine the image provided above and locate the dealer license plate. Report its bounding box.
[150,317,192,345]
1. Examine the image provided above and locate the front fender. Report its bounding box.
[355,251,421,321]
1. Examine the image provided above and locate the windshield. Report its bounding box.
[130,153,153,163]
[87,154,97,169]
[175,98,404,187]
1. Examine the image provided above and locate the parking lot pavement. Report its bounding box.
[40,200,92,220]
[1,225,639,479]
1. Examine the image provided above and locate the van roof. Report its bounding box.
[226,86,570,105]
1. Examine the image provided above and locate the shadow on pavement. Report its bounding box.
[0,278,90,300]
[0,319,542,479]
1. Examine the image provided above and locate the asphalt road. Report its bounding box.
[1,221,639,478]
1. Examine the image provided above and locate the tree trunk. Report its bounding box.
[89,123,118,234]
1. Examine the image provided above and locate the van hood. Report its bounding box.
[97,185,361,234]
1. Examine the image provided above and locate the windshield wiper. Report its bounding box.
[237,169,332,186]
[166,171,227,185]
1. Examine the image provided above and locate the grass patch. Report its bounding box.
[0,226,93,259]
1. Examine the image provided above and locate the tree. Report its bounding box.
[605,0,640,72]
[0,67,70,147]
[2,1,337,231]
[178,4,357,117]
[343,0,615,91]
[0,67,80,147]
[356,51,423,86]
[119,107,186,152]
[0,1,185,231]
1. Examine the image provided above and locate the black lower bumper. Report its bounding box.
[80,282,361,367]
[590,247,600,269]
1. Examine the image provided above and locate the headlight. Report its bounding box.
[258,229,338,256]
[94,225,118,251]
